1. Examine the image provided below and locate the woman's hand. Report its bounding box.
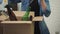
[41,0,47,11]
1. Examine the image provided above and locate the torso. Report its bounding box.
[30,0,40,16]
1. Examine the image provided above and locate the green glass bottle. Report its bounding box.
[22,7,31,21]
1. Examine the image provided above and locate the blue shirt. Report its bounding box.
[38,0,51,17]
[0,0,3,4]
[8,0,51,17]
[8,0,30,11]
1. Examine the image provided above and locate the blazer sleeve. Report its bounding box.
[43,0,51,17]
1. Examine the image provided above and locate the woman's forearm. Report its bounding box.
[41,0,47,11]
[41,0,51,17]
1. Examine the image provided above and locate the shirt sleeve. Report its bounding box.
[0,0,3,4]
[43,0,51,17]
[21,0,30,11]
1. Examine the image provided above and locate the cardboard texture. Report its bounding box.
[1,21,34,34]
[0,11,34,21]
[0,11,43,34]
[13,11,34,21]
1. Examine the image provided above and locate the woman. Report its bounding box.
[8,0,51,34]
[30,0,51,34]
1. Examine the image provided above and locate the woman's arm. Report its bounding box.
[41,0,47,10]
[41,0,51,17]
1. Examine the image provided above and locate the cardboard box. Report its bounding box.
[13,11,34,21]
[1,21,34,34]
[0,11,34,21]
[0,15,9,22]
[1,16,43,34]
[0,11,43,34]
[0,23,3,34]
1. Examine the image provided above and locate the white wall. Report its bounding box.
[44,0,60,34]
[0,0,8,10]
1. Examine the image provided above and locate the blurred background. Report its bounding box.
[0,0,60,34]
[44,0,60,34]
